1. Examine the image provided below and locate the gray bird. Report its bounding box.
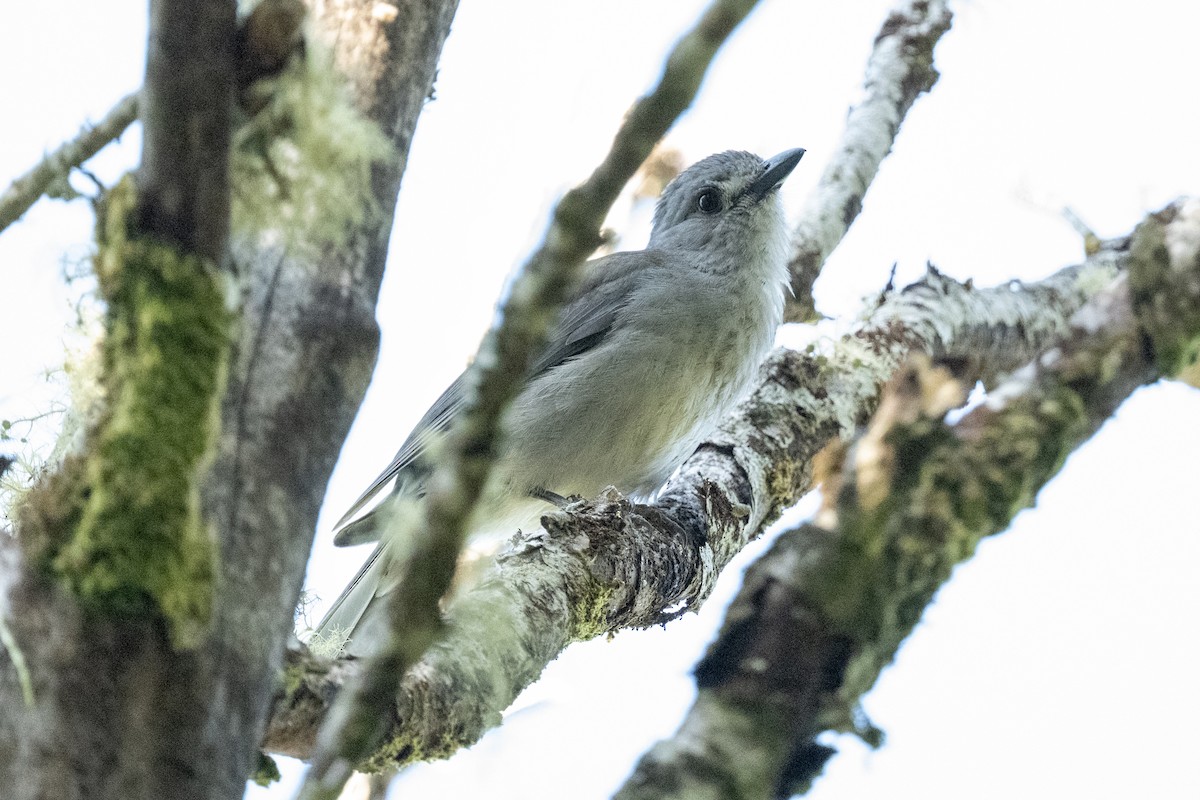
[315,148,805,655]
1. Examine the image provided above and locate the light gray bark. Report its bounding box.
[0,94,139,236]
[785,0,953,321]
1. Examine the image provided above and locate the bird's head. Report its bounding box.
[648,148,804,267]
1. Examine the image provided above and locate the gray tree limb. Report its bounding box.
[263,236,1119,768]
[202,0,460,795]
[785,0,953,321]
[298,2,768,796]
[0,1,239,798]
[134,0,237,259]
[0,0,309,241]
[614,198,1200,800]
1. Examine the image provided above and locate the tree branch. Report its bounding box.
[298,0,767,795]
[198,0,460,795]
[0,1,241,798]
[263,235,1121,767]
[785,0,953,321]
[0,93,138,237]
[134,0,237,259]
[615,198,1200,799]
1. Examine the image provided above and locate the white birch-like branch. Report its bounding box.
[785,0,952,321]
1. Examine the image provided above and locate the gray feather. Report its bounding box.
[331,250,655,545]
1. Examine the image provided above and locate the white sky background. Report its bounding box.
[2,1,1199,798]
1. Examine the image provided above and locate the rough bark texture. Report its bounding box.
[615,199,1200,800]
[263,245,1120,767]
[0,3,238,799]
[0,1,460,798]
[202,0,460,795]
[785,0,952,321]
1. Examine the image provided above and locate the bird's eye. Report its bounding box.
[696,189,722,214]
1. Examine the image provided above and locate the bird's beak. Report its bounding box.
[746,148,806,202]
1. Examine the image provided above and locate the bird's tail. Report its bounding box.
[312,504,421,657]
[332,471,425,547]
[315,472,433,655]
[309,542,389,658]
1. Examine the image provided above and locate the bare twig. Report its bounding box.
[0,93,138,236]
[785,0,953,321]
[297,1,766,796]
[1062,206,1104,255]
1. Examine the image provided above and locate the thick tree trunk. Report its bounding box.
[0,2,459,798]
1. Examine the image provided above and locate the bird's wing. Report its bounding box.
[527,249,656,376]
[332,249,659,537]
[332,374,467,531]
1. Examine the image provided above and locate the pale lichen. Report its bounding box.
[231,32,393,249]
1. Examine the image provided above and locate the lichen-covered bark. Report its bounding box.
[613,199,1200,799]
[262,244,1118,766]
[0,0,239,796]
[201,0,460,796]
[785,0,953,321]
[0,94,139,236]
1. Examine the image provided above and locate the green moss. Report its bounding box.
[360,726,464,773]
[279,659,307,698]
[251,752,282,787]
[570,580,618,641]
[808,373,1091,671]
[1128,210,1200,380]
[52,177,230,648]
